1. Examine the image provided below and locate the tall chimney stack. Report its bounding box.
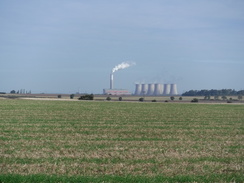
[110,73,113,89]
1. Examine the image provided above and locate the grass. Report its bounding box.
[0,174,243,183]
[0,99,243,182]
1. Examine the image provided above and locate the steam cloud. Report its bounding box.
[112,61,136,73]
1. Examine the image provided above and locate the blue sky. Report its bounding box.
[0,0,243,94]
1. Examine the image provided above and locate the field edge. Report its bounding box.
[0,174,243,183]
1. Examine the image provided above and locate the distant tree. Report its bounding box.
[204,95,210,100]
[182,90,198,96]
[221,96,227,100]
[210,89,219,96]
[139,97,144,102]
[182,89,243,96]
[78,94,94,100]
[179,97,183,101]
[106,96,111,101]
[200,90,209,96]
[237,90,244,95]
[58,95,62,98]
[152,99,157,102]
[238,95,243,100]
[214,95,219,100]
[10,90,16,94]
[191,98,199,103]
[118,97,122,101]
[170,96,175,101]
[70,94,75,99]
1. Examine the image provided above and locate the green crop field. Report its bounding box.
[0,99,243,182]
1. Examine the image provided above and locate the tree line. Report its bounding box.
[182,89,244,96]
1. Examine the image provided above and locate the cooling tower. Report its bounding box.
[170,84,178,95]
[140,84,148,95]
[147,84,155,95]
[134,84,142,95]
[163,84,170,95]
[153,83,163,96]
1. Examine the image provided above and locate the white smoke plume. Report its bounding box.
[112,61,136,73]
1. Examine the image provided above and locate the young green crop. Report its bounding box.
[0,99,243,182]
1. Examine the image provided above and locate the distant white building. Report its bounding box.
[103,89,131,95]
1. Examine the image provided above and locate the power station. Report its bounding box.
[103,61,178,96]
[103,62,132,95]
[103,72,131,95]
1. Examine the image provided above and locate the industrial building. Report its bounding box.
[103,89,131,95]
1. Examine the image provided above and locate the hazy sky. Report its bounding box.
[1,0,244,94]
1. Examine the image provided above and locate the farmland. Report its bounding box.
[0,99,243,182]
